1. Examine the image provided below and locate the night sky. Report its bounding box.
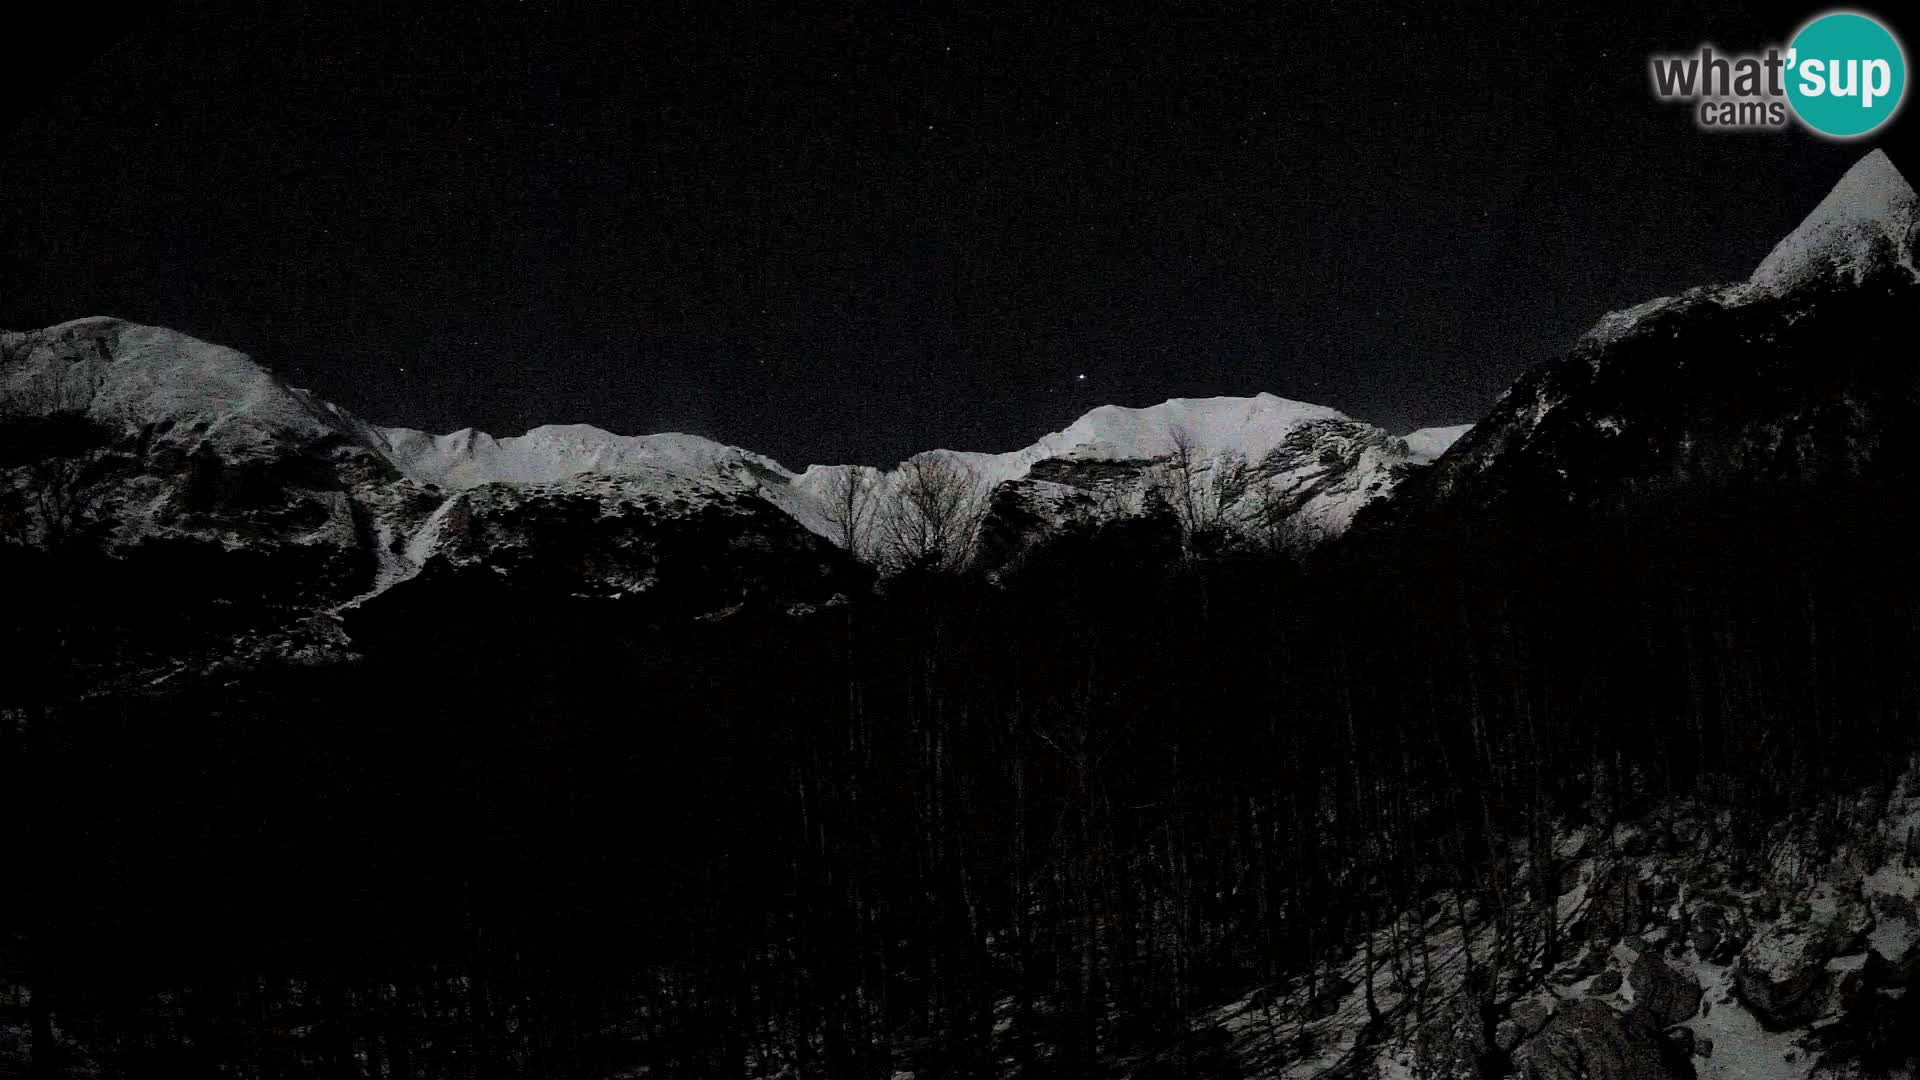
[2,1,1914,467]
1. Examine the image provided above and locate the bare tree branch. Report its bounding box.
[819,467,879,558]
[1151,425,1260,557]
[878,455,988,574]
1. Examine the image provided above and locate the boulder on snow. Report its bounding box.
[1510,997,1556,1036]
[1628,944,1703,1027]
[1686,896,1751,966]
[1736,896,1872,1028]
[1513,999,1686,1080]
[1864,865,1920,974]
[1495,997,1559,1054]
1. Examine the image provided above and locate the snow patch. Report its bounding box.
[1401,424,1473,462]
[1687,956,1814,1080]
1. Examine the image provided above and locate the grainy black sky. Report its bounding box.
[1,1,1913,465]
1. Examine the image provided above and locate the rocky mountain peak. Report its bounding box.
[1746,148,1918,298]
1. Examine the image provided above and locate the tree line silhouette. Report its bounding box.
[6,408,1920,1078]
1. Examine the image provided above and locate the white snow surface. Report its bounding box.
[378,394,1402,492]
[0,316,371,456]
[374,424,790,491]
[1400,424,1473,462]
[1037,394,1348,464]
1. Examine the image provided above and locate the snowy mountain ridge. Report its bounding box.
[375,393,1468,560]
[13,150,1909,604]
[373,423,793,492]
[376,393,1466,497]
[0,315,1468,618]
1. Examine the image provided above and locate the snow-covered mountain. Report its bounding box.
[375,394,1466,569]
[1746,148,1919,300]
[0,316,393,601]
[0,314,1466,634]
[0,320,859,652]
[1398,148,1920,521]
[19,149,1912,623]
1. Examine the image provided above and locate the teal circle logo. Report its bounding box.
[1786,12,1907,137]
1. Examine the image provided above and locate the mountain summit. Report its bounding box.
[1406,149,1920,519]
[1746,148,1919,298]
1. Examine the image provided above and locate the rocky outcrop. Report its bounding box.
[1685,894,1752,967]
[1735,895,1872,1028]
[1628,944,1703,1028]
[1513,1000,1687,1080]
[399,471,862,612]
[0,318,395,604]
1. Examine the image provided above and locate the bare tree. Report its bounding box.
[1,414,109,548]
[1157,426,1205,539]
[1246,481,1314,555]
[1152,426,1254,557]
[0,484,26,547]
[818,467,879,559]
[878,455,988,574]
[25,453,102,547]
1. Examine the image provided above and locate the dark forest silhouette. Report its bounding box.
[6,456,1920,1077]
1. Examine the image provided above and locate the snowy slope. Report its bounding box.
[1039,394,1349,463]
[375,423,792,491]
[0,316,377,459]
[1401,424,1472,462]
[379,393,1468,561]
